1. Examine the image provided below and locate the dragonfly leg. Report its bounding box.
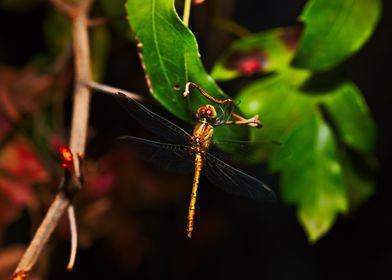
[183,82,233,105]
[224,112,262,128]
[183,82,262,128]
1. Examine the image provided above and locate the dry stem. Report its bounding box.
[83,80,143,101]
[12,0,94,277]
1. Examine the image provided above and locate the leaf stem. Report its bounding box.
[182,0,192,27]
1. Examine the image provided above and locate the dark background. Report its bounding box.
[1,0,391,279]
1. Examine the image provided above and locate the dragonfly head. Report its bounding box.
[195,105,217,122]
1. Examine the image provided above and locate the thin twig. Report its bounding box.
[50,0,76,17]
[12,194,70,277]
[87,17,111,27]
[12,0,94,278]
[66,206,77,271]
[87,15,125,27]
[69,0,93,176]
[83,80,143,101]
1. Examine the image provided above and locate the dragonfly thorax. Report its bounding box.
[191,120,214,154]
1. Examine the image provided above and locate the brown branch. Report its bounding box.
[50,0,76,17]
[87,15,125,27]
[69,0,93,176]
[12,0,94,278]
[12,194,70,276]
[87,17,111,27]
[83,80,144,101]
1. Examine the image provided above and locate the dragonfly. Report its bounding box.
[115,86,277,238]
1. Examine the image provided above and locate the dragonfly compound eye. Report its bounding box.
[196,105,217,120]
[205,105,217,119]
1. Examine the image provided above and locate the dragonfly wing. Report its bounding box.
[212,139,290,164]
[204,152,276,202]
[119,136,194,173]
[116,93,191,145]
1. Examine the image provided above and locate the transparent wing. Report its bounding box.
[211,139,290,164]
[204,152,276,202]
[119,136,194,173]
[116,93,191,145]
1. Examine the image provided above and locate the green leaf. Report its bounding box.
[292,0,382,71]
[237,69,312,166]
[237,71,369,242]
[126,0,227,122]
[321,82,376,153]
[342,153,376,210]
[281,115,348,243]
[211,27,301,81]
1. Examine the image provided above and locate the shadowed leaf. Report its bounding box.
[281,115,348,243]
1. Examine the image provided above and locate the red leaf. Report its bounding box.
[0,137,49,183]
[0,177,32,238]
[226,50,267,76]
[0,66,53,122]
[0,111,12,140]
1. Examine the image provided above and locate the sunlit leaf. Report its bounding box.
[237,71,373,242]
[211,27,301,81]
[292,0,382,71]
[236,69,311,166]
[281,115,348,243]
[126,0,227,122]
